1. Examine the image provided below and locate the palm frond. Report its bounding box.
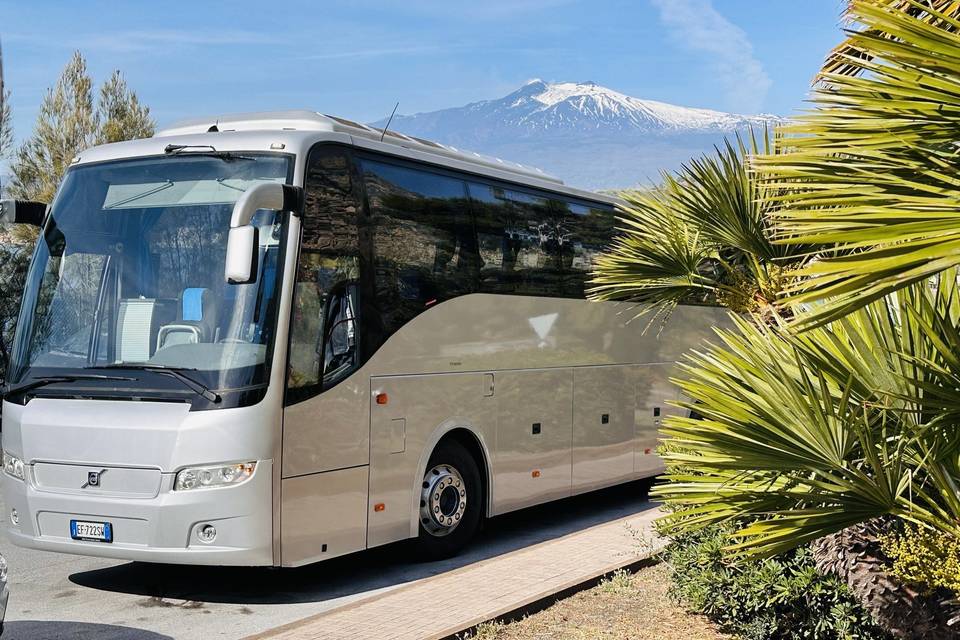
[756,0,960,327]
[591,129,799,319]
[673,131,785,262]
[588,177,719,319]
[656,273,960,558]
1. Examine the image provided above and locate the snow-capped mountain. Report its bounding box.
[374,80,780,191]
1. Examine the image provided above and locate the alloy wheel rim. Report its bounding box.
[420,464,467,537]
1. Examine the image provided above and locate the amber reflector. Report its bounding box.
[374,503,386,512]
[376,393,388,405]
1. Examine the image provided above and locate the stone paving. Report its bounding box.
[246,506,665,640]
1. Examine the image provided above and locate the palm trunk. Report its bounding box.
[810,519,959,639]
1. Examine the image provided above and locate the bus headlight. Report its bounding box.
[2,451,24,481]
[174,462,256,491]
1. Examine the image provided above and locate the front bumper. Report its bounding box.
[2,461,274,566]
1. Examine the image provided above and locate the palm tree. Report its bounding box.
[592,137,960,636]
[591,3,960,633]
[589,130,803,323]
[750,2,960,629]
[656,276,960,636]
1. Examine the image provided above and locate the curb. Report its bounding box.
[435,549,663,640]
[244,504,665,640]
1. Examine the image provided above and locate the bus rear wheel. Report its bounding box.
[414,439,482,560]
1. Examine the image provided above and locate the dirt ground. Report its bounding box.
[468,563,731,640]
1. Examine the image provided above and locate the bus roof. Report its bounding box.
[73,110,619,206]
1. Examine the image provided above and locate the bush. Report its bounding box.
[659,520,890,640]
[880,524,960,595]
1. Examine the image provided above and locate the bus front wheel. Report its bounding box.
[414,439,482,560]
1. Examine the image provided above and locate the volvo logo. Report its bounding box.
[81,469,108,489]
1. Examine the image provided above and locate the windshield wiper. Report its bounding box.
[163,145,256,162]
[4,374,137,397]
[87,364,221,403]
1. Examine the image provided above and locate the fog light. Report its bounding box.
[9,509,17,526]
[197,524,217,544]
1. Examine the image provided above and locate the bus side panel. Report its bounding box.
[282,373,371,477]
[491,368,574,516]
[571,365,636,494]
[280,465,369,566]
[635,363,676,476]
[367,372,495,549]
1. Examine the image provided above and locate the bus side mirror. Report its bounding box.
[225,183,302,283]
[0,200,47,227]
[225,226,259,284]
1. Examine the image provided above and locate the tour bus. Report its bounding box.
[0,111,723,566]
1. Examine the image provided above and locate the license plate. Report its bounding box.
[70,520,113,543]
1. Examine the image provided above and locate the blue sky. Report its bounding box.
[2,0,846,148]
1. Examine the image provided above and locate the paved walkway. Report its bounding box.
[246,505,665,640]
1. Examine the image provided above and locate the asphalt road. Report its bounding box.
[0,481,654,640]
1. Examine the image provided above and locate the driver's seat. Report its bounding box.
[157,288,217,350]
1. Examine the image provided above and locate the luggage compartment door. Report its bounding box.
[572,365,635,493]
[492,368,573,515]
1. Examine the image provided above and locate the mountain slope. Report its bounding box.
[374,80,780,191]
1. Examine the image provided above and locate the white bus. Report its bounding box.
[0,111,723,566]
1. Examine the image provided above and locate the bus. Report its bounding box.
[0,111,724,566]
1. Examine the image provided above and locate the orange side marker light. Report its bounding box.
[532,469,541,478]
[374,503,386,512]
[644,448,652,455]
[375,393,388,405]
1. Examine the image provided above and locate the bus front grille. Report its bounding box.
[31,463,163,498]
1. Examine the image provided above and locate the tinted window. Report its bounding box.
[287,147,615,387]
[559,202,617,297]
[360,159,477,345]
[476,184,559,296]
[287,148,363,403]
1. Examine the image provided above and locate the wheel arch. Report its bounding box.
[408,422,493,538]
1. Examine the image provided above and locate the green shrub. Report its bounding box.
[659,520,890,640]
[880,524,960,595]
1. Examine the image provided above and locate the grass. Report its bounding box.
[466,563,730,640]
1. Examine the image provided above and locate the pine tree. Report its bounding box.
[8,52,155,204]
[0,88,12,161]
[97,70,154,145]
[8,51,95,204]
[0,44,21,380]
[0,53,156,378]
[0,37,13,196]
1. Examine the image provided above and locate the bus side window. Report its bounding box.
[559,203,616,298]
[286,148,362,404]
[321,282,358,388]
[288,252,324,392]
[467,183,566,297]
[360,159,477,345]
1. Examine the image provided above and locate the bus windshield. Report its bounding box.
[8,153,293,400]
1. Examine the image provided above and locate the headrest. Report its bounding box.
[182,288,207,321]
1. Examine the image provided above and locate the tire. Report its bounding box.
[413,439,483,561]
